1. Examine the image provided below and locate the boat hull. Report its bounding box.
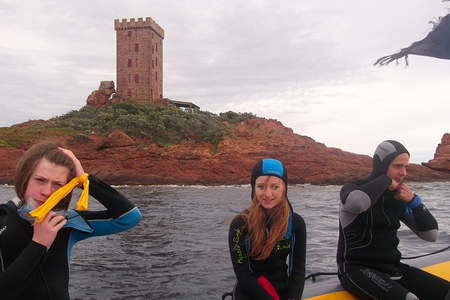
[303,251,450,299]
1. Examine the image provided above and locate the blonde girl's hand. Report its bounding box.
[58,147,85,176]
[32,211,67,249]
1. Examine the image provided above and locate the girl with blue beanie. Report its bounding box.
[228,158,306,300]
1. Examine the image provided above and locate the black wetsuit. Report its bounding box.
[337,174,450,300]
[0,175,142,300]
[229,213,306,300]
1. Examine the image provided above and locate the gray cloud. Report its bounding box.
[0,0,449,162]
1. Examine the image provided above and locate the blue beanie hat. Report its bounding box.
[251,158,288,198]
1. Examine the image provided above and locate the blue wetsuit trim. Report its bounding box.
[405,195,422,215]
[66,207,141,262]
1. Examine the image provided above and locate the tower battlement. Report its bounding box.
[114,17,164,38]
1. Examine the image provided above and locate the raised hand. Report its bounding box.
[388,178,400,191]
[58,147,85,177]
[32,211,67,249]
[394,183,414,203]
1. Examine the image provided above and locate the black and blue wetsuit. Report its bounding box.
[0,175,142,300]
[229,212,306,300]
[337,140,450,300]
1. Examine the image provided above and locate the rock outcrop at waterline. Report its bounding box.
[423,133,450,172]
[0,119,449,185]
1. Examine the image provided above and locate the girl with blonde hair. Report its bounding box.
[228,158,306,300]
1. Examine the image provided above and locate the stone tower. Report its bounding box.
[114,17,164,104]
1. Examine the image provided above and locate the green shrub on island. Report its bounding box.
[0,125,75,148]
[219,111,256,123]
[48,103,255,146]
[0,139,10,147]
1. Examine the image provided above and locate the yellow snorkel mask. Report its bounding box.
[29,173,90,223]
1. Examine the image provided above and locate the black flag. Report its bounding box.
[374,13,450,66]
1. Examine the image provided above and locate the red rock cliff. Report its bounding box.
[422,133,450,172]
[0,118,449,185]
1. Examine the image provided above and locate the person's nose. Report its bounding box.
[40,182,53,198]
[400,167,407,176]
[264,187,272,198]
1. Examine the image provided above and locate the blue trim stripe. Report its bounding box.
[66,207,142,262]
[75,207,142,241]
[64,210,94,233]
[284,211,293,239]
[284,211,294,276]
[288,234,295,275]
[405,195,422,215]
[407,195,422,208]
[261,159,284,177]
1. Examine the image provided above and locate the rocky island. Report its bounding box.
[0,103,448,185]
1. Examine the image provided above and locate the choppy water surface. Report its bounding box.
[0,182,448,299]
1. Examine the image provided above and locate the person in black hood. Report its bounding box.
[337,140,450,300]
[228,158,306,300]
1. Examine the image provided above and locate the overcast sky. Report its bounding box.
[1,0,449,163]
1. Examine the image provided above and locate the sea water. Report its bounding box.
[0,182,448,299]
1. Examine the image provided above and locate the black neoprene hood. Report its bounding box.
[371,140,409,177]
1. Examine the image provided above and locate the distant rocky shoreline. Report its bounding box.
[0,116,448,185]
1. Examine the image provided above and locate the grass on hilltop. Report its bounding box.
[0,102,256,148]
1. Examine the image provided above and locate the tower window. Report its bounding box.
[127,59,132,67]
[135,43,139,52]
[135,74,139,83]
[155,72,157,81]
[127,88,132,97]
[128,31,132,37]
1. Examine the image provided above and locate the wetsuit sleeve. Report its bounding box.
[340,175,391,214]
[228,216,276,300]
[287,214,306,300]
[71,175,141,242]
[399,196,438,242]
[0,208,47,299]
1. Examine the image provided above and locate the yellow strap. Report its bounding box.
[29,173,90,223]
